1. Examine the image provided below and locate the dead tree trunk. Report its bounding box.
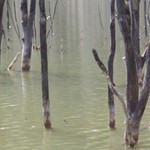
[6,0,10,49]
[0,0,5,55]
[117,0,139,117]
[129,0,142,85]
[92,0,150,147]
[144,0,147,37]
[116,0,139,145]
[93,45,150,147]
[125,44,150,147]
[116,0,150,147]
[108,0,116,128]
[21,0,36,71]
[39,0,51,129]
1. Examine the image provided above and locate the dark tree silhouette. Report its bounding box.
[108,0,116,128]
[93,0,150,147]
[39,0,51,129]
[129,0,142,85]
[0,0,5,56]
[115,0,150,147]
[21,0,36,71]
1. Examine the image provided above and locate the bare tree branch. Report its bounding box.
[92,49,128,117]
[7,52,21,70]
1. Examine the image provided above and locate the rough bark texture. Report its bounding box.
[0,0,5,53]
[117,0,138,116]
[129,0,142,85]
[92,46,150,147]
[108,0,116,128]
[116,0,139,146]
[92,0,150,147]
[21,0,36,71]
[39,0,51,129]
[125,44,150,147]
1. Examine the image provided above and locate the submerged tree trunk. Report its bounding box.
[116,0,150,147]
[116,0,139,145]
[125,44,150,147]
[91,0,150,147]
[108,0,116,128]
[39,0,51,129]
[21,0,36,71]
[0,0,5,55]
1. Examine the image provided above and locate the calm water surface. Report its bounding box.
[0,0,150,150]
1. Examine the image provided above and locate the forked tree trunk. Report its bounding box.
[116,0,138,118]
[108,0,116,128]
[92,0,150,147]
[116,0,139,146]
[116,0,150,147]
[0,0,5,54]
[125,44,150,147]
[39,0,51,129]
[21,0,36,71]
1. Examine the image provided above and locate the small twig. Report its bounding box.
[141,44,149,69]
[48,0,54,34]
[46,0,59,38]
[98,5,104,30]
[92,49,128,117]
[7,52,21,70]
[33,21,38,50]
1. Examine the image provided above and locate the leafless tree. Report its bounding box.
[21,0,36,71]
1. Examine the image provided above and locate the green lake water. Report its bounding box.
[0,0,150,149]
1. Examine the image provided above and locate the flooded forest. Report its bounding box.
[0,0,150,149]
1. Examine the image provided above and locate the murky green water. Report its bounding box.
[0,0,150,150]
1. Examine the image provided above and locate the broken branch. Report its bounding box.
[7,51,21,70]
[92,49,128,117]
